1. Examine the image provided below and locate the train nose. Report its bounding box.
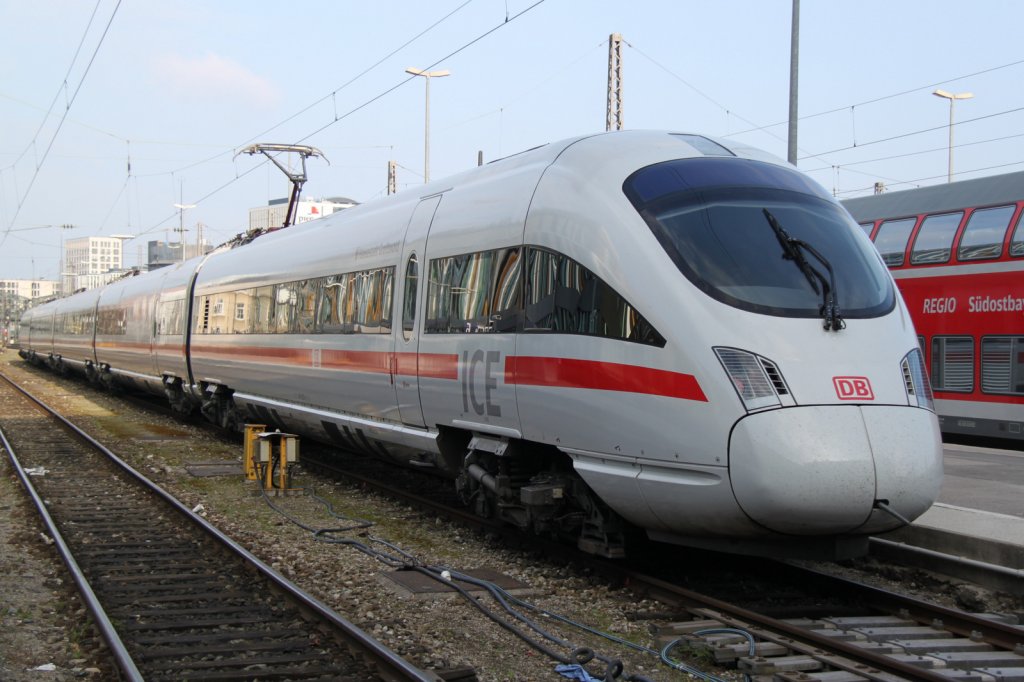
[728,406,942,535]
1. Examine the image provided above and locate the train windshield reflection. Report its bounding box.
[624,158,895,320]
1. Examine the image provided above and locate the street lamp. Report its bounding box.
[405,67,450,183]
[933,89,973,183]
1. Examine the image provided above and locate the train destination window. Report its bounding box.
[931,337,974,392]
[981,336,1024,395]
[959,205,1014,261]
[872,218,916,267]
[624,157,894,321]
[911,212,962,265]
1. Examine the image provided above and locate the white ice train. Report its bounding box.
[19,131,943,559]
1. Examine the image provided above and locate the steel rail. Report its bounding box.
[0,424,144,681]
[304,452,1024,681]
[614,567,959,682]
[0,371,442,682]
[784,561,1024,653]
[10,367,1015,681]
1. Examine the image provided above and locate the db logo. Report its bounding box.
[833,376,874,401]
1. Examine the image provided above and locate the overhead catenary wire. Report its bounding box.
[128,0,548,241]
[622,38,842,173]
[140,0,479,183]
[803,131,1024,174]
[835,158,1024,197]
[5,0,105,172]
[799,105,1024,161]
[625,43,1024,193]
[2,0,487,252]
[1,0,123,248]
[730,56,1024,137]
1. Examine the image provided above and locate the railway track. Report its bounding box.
[302,452,1024,681]
[5,360,1023,680]
[0,371,442,682]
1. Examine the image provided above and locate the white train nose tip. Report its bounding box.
[729,405,942,535]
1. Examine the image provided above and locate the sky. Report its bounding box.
[2,0,1023,280]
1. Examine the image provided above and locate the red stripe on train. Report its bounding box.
[506,356,708,402]
[400,352,459,380]
[114,343,706,400]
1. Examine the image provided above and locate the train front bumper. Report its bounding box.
[729,405,943,535]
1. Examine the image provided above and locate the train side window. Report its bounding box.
[317,276,345,333]
[872,218,916,266]
[230,289,254,334]
[1009,209,1024,257]
[958,205,1014,261]
[157,300,185,336]
[194,296,211,334]
[252,286,274,333]
[524,247,665,346]
[272,283,297,334]
[353,267,393,334]
[425,249,520,334]
[425,257,455,332]
[981,336,1024,395]
[214,292,234,334]
[911,212,962,265]
[380,267,394,333]
[293,279,320,333]
[402,255,418,341]
[931,336,974,392]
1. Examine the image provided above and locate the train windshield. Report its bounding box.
[624,158,894,320]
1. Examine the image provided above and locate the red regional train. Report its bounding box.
[843,171,1024,442]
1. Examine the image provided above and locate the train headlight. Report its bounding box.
[714,347,790,412]
[901,348,934,412]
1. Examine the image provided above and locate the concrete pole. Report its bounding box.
[788,0,799,166]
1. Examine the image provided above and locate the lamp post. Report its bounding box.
[933,89,973,183]
[405,67,450,183]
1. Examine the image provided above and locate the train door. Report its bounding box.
[392,195,442,427]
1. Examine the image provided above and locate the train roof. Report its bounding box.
[842,170,1024,223]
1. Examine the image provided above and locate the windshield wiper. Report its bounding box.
[762,209,846,331]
